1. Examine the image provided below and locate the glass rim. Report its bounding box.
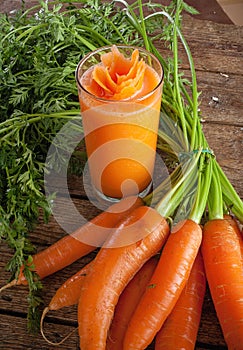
[75,44,164,103]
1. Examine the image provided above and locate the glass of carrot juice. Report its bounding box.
[76,45,164,201]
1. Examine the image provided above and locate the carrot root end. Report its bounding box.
[0,279,17,293]
[40,306,77,346]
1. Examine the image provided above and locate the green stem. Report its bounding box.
[75,26,112,45]
[72,31,96,51]
[0,112,81,142]
[189,152,213,223]
[207,160,224,220]
[137,0,150,52]
[144,161,185,206]
[155,151,201,219]
[176,30,198,151]
[216,162,243,222]
[172,4,189,150]
[2,23,47,43]
[144,9,198,150]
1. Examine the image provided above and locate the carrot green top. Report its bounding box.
[84,45,156,100]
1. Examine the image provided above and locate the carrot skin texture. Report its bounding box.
[201,219,243,350]
[123,219,202,350]
[48,261,92,311]
[155,251,206,350]
[77,206,169,350]
[224,214,243,261]
[16,196,143,285]
[106,256,158,350]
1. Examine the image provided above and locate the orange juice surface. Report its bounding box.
[78,46,163,198]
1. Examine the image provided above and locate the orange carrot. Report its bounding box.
[123,219,202,349]
[106,256,158,350]
[1,196,143,290]
[155,251,206,350]
[44,261,92,312]
[40,261,92,345]
[201,218,243,349]
[40,256,157,348]
[77,206,169,350]
[224,214,243,260]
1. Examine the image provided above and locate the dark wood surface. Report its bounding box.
[0,1,242,349]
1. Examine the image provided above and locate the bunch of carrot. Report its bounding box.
[153,3,243,349]
[1,0,243,349]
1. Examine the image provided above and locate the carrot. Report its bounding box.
[155,251,206,350]
[106,256,158,350]
[77,205,169,350]
[40,254,157,348]
[123,219,202,350]
[224,214,243,260]
[44,261,92,313]
[201,218,243,349]
[0,196,143,290]
[40,261,92,345]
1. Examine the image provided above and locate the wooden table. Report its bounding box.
[0,1,242,349]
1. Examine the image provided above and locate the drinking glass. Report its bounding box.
[76,45,164,201]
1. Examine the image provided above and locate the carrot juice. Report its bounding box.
[76,45,163,200]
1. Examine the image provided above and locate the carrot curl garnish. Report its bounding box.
[86,45,146,100]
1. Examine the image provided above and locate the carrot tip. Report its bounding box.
[40,306,77,346]
[0,279,17,293]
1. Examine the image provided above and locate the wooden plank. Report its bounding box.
[0,314,79,350]
[186,70,243,126]
[1,313,221,350]
[154,17,243,74]
[182,16,243,76]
